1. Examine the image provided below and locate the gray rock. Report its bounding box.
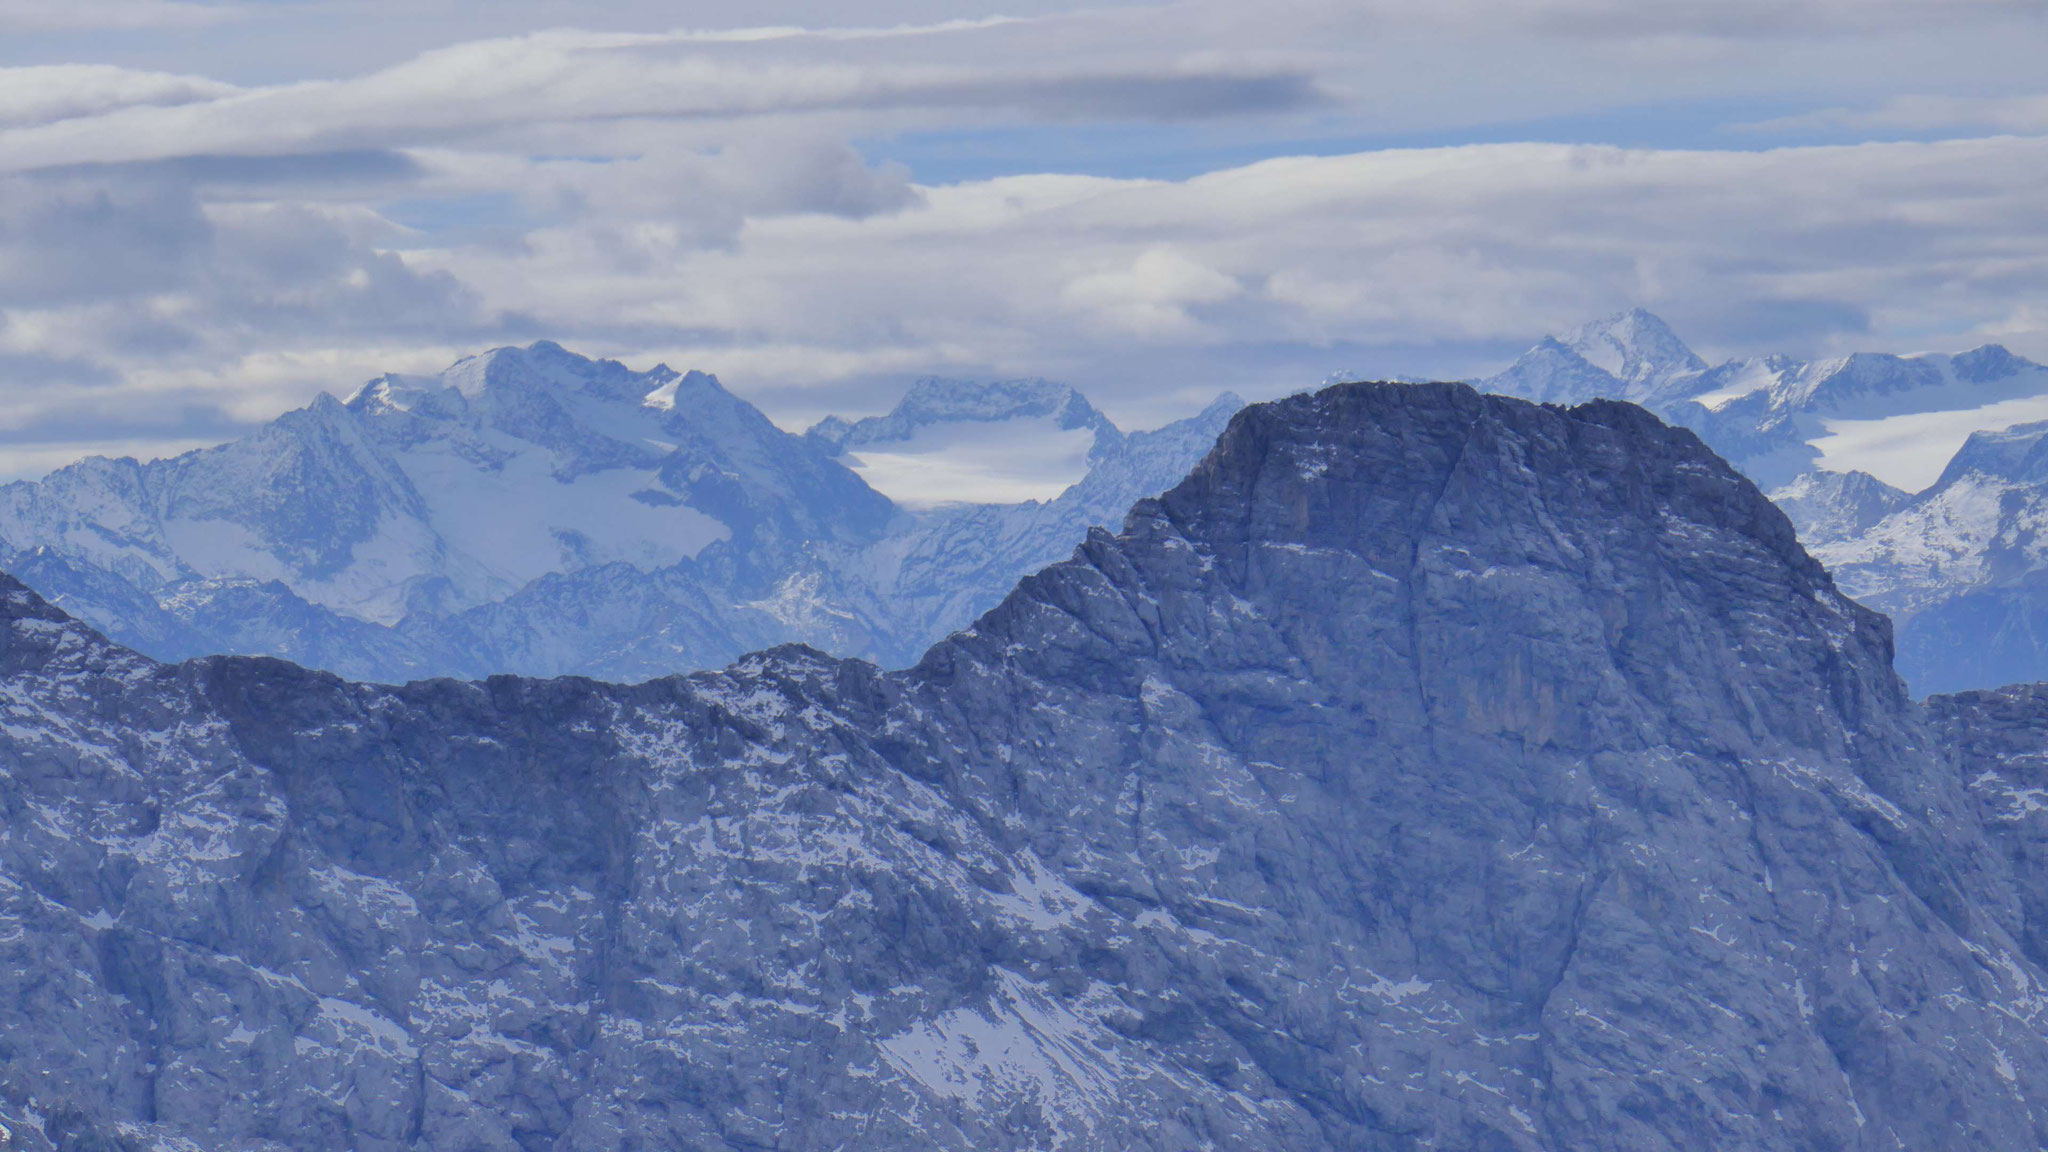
[3,382,2047,1150]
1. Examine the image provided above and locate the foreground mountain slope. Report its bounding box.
[3,383,2046,1150]
[1927,682,2048,969]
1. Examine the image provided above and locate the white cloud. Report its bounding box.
[1062,246,1243,338]
[11,130,2043,465]
[0,28,1321,174]
[0,65,239,129]
[0,3,2044,475]
[380,136,2048,430]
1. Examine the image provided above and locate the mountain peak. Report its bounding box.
[1930,419,2048,489]
[0,569,141,677]
[1562,307,1707,387]
[1478,334,1622,406]
[1767,468,1913,544]
[1953,343,2040,383]
[809,376,1119,454]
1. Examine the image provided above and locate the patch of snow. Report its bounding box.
[158,518,288,584]
[877,968,1129,1146]
[394,437,727,609]
[839,416,1097,507]
[1812,390,2048,492]
[302,996,417,1060]
[985,851,1091,931]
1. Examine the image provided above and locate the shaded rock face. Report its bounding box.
[1927,684,2048,970]
[3,383,2048,1151]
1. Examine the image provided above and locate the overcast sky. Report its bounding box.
[1,0,2045,476]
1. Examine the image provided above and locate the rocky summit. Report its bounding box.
[3,382,2048,1150]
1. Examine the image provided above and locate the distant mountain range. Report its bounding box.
[1473,310,2048,693]
[0,342,1240,683]
[12,313,2048,695]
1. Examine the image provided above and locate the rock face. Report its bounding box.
[1926,684,2048,971]
[4,382,2048,1150]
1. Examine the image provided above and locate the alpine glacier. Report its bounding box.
[805,376,1121,507]
[4,382,2048,1150]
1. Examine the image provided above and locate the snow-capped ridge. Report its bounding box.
[1953,343,2041,384]
[1926,420,2048,491]
[0,343,1243,683]
[347,342,705,416]
[0,342,887,639]
[1484,311,2048,493]
[804,377,1130,508]
[806,377,1120,454]
[1563,307,1706,389]
[1768,469,1912,545]
[1481,336,1622,406]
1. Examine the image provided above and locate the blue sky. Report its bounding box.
[0,0,2044,474]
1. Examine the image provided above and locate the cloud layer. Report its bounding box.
[0,0,2043,473]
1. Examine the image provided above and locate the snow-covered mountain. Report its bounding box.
[0,342,888,626]
[842,390,1243,666]
[1482,309,2048,491]
[1484,308,1707,408]
[1768,468,1911,543]
[9,382,2048,1149]
[1802,421,2048,692]
[0,345,1241,682]
[1479,311,2048,692]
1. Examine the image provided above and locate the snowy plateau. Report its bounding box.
[8,382,2048,1150]
[1476,309,2048,694]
